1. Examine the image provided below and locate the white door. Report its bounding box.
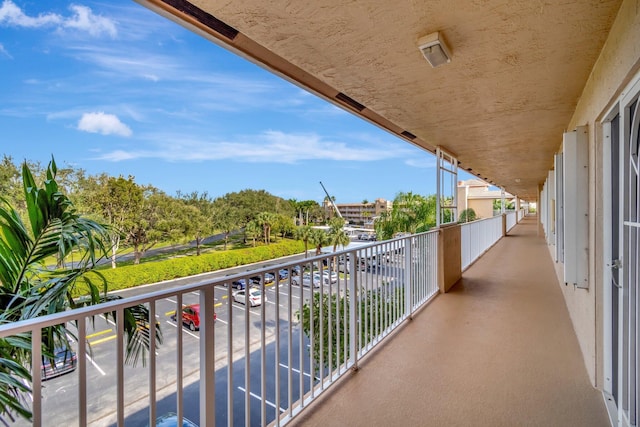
[607,78,639,427]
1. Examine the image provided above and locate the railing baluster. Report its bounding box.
[261,278,267,427]
[176,293,184,426]
[116,307,125,427]
[78,317,87,426]
[199,287,215,427]
[405,236,412,316]
[274,270,281,427]
[32,328,42,427]
[149,301,157,426]
[227,280,234,426]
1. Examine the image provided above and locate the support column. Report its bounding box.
[437,225,462,293]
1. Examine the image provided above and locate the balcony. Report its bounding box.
[0,213,610,426]
[291,215,610,427]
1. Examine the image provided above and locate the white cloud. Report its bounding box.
[0,0,62,27]
[0,42,10,58]
[77,112,132,137]
[94,130,414,163]
[63,5,116,38]
[0,1,116,37]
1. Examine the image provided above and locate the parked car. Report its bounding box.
[264,272,275,283]
[292,273,322,288]
[171,304,216,331]
[42,346,77,380]
[278,269,289,280]
[322,271,339,283]
[233,288,265,306]
[151,412,198,427]
[231,278,250,289]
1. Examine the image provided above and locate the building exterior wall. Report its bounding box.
[330,198,392,226]
[468,199,494,219]
[551,0,640,387]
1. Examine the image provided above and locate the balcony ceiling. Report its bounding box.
[141,0,623,201]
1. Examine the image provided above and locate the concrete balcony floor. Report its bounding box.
[291,217,610,427]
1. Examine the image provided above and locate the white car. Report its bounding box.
[292,273,322,288]
[233,288,265,307]
[322,271,339,283]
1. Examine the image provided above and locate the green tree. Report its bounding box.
[273,213,295,238]
[126,188,178,264]
[0,159,161,422]
[297,284,404,371]
[88,175,143,268]
[0,155,21,209]
[294,225,313,258]
[309,227,330,256]
[179,192,215,256]
[374,192,437,239]
[245,220,261,247]
[458,208,477,223]
[212,199,239,251]
[255,211,276,244]
[216,189,294,229]
[328,218,350,271]
[290,199,321,225]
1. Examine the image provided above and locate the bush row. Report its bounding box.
[76,241,306,297]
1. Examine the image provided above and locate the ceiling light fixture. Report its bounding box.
[418,32,452,67]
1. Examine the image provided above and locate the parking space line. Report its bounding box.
[230,304,261,316]
[86,354,106,376]
[279,363,319,380]
[165,298,177,304]
[214,302,222,307]
[216,318,228,325]
[165,320,199,339]
[238,387,285,413]
[90,335,117,345]
[86,329,112,339]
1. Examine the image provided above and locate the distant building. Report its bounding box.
[457,179,514,219]
[323,198,392,228]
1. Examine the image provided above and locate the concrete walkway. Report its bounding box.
[290,217,610,427]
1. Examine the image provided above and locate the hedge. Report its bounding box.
[74,240,306,297]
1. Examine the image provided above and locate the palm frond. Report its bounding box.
[0,158,162,422]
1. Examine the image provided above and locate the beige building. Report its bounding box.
[323,198,392,226]
[457,179,515,219]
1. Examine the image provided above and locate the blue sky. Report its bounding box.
[0,0,465,203]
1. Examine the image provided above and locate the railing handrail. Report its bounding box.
[459,215,503,227]
[0,229,440,338]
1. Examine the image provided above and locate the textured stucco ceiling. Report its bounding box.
[139,0,623,201]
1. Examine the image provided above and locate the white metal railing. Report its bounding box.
[0,231,439,427]
[460,216,503,271]
[518,208,527,221]
[506,211,517,232]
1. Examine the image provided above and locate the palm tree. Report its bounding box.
[309,227,330,256]
[245,220,261,247]
[328,218,350,272]
[294,225,313,258]
[0,159,160,423]
[255,211,276,244]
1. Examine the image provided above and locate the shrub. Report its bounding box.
[458,208,477,223]
[75,240,305,297]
